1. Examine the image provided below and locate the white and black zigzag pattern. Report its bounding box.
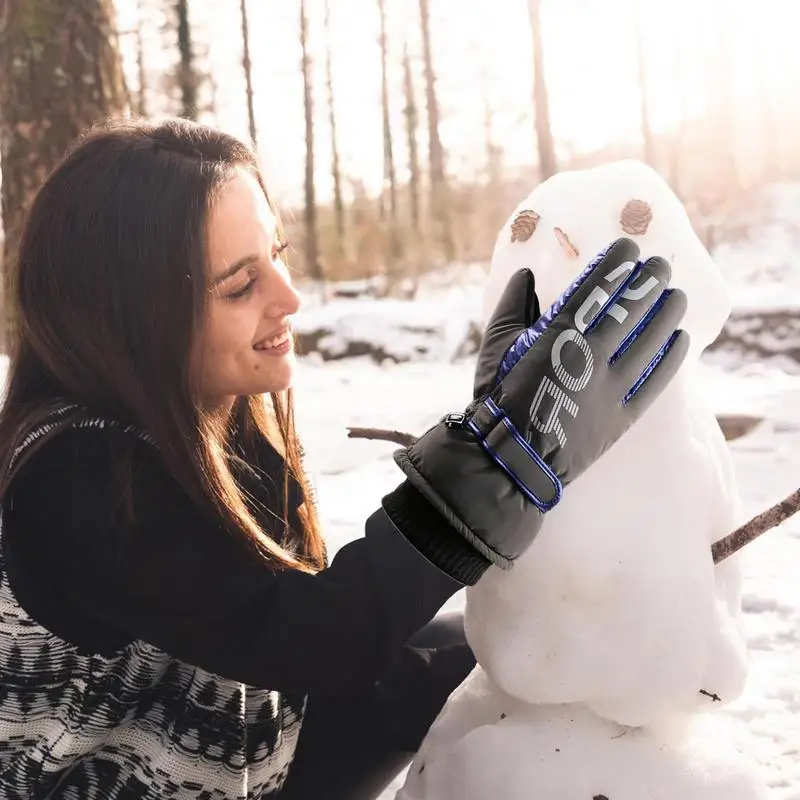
[0,417,305,799]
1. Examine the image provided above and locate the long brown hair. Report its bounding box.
[0,117,326,572]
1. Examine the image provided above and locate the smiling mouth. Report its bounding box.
[254,329,291,351]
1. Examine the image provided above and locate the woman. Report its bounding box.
[0,117,688,799]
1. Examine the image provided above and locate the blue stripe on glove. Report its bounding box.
[495,243,613,385]
[466,396,563,513]
[622,328,682,405]
[609,288,672,366]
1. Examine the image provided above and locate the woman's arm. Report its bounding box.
[280,612,475,800]
[3,426,483,695]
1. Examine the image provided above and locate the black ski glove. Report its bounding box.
[391,237,689,568]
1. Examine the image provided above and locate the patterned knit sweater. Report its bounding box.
[0,413,480,799]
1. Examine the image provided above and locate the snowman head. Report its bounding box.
[484,160,730,356]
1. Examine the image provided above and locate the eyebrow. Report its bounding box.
[212,253,260,286]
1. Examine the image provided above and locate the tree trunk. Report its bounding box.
[378,0,401,275]
[175,0,197,120]
[0,0,128,351]
[481,71,502,188]
[418,0,454,261]
[239,0,257,146]
[711,0,739,192]
[632,0,656,168]
[206,56,219,124]
[135,12,148,116]
[378,0,397,222]
[753,19,776,181]
[402,39,421,235]
[300,0,322,281]
[527,0,556,180]
[666,23,692,200]
[323,0,346,250]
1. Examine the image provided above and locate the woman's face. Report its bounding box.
[195,168,301,412]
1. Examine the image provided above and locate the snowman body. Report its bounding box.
[396,161,766,800]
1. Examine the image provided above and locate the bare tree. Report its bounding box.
[666,17,695,199]
[378,0,402,276]
[378,0,398,222]
[135,0,149,115]
[402,38,421,235]
[323,0,346,248]
[207,56,219,124]
[709,0,740,192]
[175,0,198,119]
[752,13,777,180]
[240,0,257,146]
[632,0,656,168]
[419,0,454,260]
[0,0,128,349]
[527,0,556,180]
[300,0,323,280]
[481,71,503,189]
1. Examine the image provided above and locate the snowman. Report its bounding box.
[395,160,769,799]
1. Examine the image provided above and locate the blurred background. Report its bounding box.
[3,0,800,365]
[2,0,799,297]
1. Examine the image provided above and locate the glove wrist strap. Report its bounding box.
[461,397,563,512]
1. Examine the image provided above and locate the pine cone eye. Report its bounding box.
[510,210,540,242]
[620,199,653,235]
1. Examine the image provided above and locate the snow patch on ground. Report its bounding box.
[292,357,800,798]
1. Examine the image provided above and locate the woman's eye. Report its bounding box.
[226,277,257,300]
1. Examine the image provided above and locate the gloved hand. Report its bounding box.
[392,237,689,568]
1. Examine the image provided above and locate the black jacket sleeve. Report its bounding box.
[280,611,475,799]
[3,426,482,696]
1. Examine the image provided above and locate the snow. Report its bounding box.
[292,296,478,363]
[396,688,769,800]
[295,356,800,799]
[292,173,800,798]
[714,181,800,312]
[483,161,733,357]
[461,162,745,727]
[464,373,749,729]
[384,160,763,798]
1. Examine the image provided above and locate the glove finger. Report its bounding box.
[492,237,641,387]
[610,286,688,389]
[582,255,674,361]
[620,327,691,411]
[475,268,540,397]
[486,268,539,332]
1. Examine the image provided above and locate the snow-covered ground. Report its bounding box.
[292,183,800,797]
[295,355,800,799]
[712,182,800,318]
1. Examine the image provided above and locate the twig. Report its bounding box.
[711,486,800,563]
[346,426,417,447]
[345,427,800,563]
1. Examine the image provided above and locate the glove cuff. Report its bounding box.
[382,481,491,585]
[393,448,515,570]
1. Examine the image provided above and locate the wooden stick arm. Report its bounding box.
[346,421,797,564]
[346,426,417,447]
[710,486,800,563]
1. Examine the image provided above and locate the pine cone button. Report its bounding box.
[620,198,653,235]
[510,209,540,242]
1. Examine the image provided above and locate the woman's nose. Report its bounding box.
[264,261,301,316]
